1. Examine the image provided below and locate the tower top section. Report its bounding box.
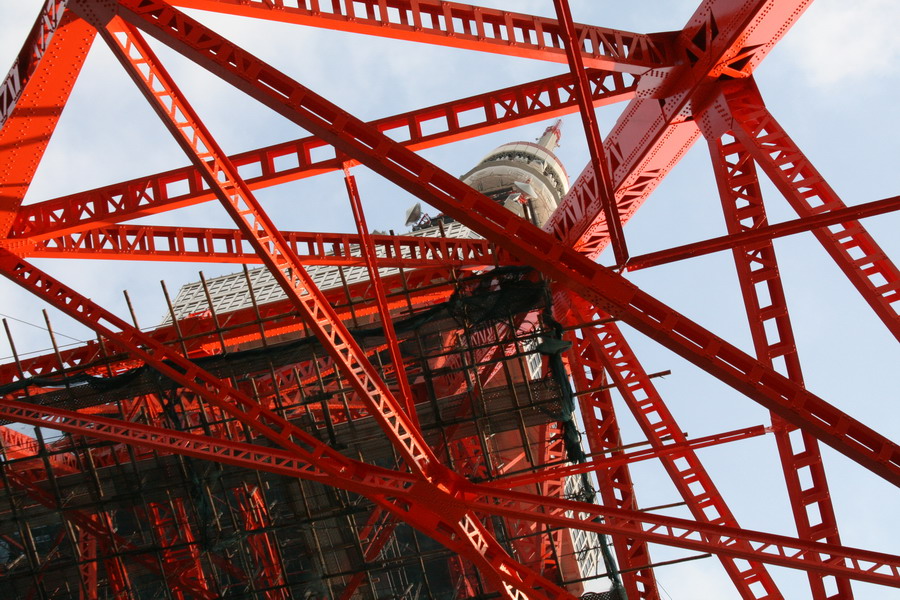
[537,119,563,152]
[461,122,569,227]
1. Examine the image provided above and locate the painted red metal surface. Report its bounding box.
[551,0,627,266]
[0,1,94,236]
[9,68,635,240]
[169,0,675,73]
[23,223,502,267]
[562,303,658,599]
[707,130,850,599]
[627,194,900,271]
[464,485,900,589]
[92,11,439,479]
[147,498,211,599]
[4,395,894,591]
[233,485,289,600]
[720,81,900,341]
[111,0,900,488]
[546,0,815,257]
[565,297,782,600]
[0,0,896,597]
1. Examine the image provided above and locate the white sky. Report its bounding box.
[1,1,898,598]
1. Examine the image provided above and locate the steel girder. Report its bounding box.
[546,0,817,255]
[0,1,94,237]
[2,396,899,590]
[0,0,897,598]
[715,81,900,341]
[107,0,900,486]
[706,130,849,599]
[166,0,676,73]
[626,194,900,271]
[22,224,502,267]
[8,69,635,241]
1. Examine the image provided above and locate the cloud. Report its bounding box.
[782,0,900,87]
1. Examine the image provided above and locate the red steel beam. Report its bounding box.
[169,0,675,73]
[566,297,783,600]
[4,387,896,592]
[626,194,900,271]
[343,167,416,418]
[0,1,94,236]
[147,498,212,599]
[114,0,900,487]
[720,80,900,341]
[546,0,814,257]
[90,11,440,480]
[563,311,657,599]
[233,485,289,600]
[0,395,577,599]
[0,394,412,495]
[483,425,769,490]
[9,68,634,241]
[76,530,99,600]
[19,223,502,268]
[551,0,627,266]
[708,133,851,599]
[0,249,417,499]
[464,484,900,590]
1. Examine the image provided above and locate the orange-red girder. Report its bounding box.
[546,0,814,256]
[169,0,675,73]
[147,498,212,599]
[483,425,769,491]
[111,0,900,487]
[720,81,900,341]
[21,223,502,268]
[76,531,99,600]
[0,249,411,499]
[551,0,627,266]
[4,386,900,591]
[343,167,417,419]
[89,10,440,482]
[707,131,851,599]
[0,1,94,236]
[563,311,657,599]
[9,68,634,241]
[626,194,900,271]
[462,485,900,590]
[565,297,783,600]
[233,485,289,600]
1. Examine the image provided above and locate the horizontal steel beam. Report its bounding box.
[627,194,900,270]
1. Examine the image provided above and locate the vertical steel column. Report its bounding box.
[147,498,211,599]
[723,80,900,341]
[563,299,658,600]
[708,132,852,599]
[566,297,784,600]
[343,166,417,420]
[233,485,289,600]
[77,530,98,600]
[551,0,628,265]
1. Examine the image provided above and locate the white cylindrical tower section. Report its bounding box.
[461,121,568,228]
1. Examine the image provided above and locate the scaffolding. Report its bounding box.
[1,260,611,599]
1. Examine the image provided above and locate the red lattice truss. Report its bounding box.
[0,1,898,599]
